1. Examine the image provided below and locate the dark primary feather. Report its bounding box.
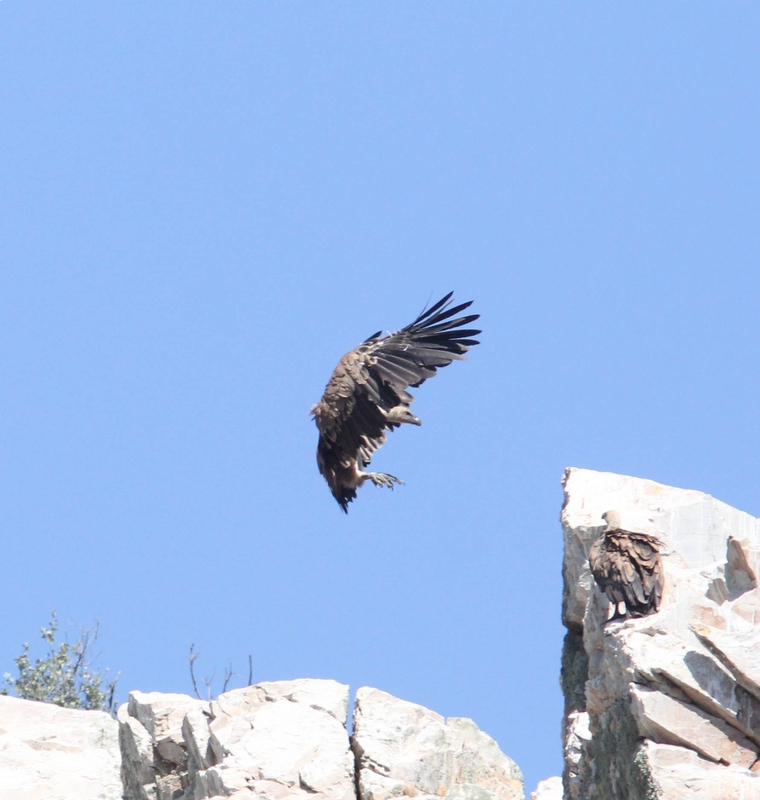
[312,292,481,511]
[589,528,664,620]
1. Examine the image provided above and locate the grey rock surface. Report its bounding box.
[0,694,121,800]
[118,678,354,800]
[352,686,524,800]
[119,690,210,800]
[0,679,524,800]
[528,776,562,800]
[118,681,524,800]
[561,467,760,799]
[202,679,354,800]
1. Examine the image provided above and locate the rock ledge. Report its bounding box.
[561,468,760,799]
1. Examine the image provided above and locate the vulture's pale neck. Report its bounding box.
[602,510,622,532]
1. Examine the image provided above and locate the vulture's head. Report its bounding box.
[386,406,422,426]
[601,510,622,531]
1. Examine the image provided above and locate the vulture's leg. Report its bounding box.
[604,601,628,624]
[358,471,404,489]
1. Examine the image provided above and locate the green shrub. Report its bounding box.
[2,612,119,714]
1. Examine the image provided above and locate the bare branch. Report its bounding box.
[188,644,202,701]
[107,673,120,713]
[202,671,215,701]
[222,661,234,694]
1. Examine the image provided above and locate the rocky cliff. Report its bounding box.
[5,468,759,800]
[0,680,524,800]
[561,468,760,798]
[0,694,122,800]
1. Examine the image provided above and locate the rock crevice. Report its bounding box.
[116,680,524,800]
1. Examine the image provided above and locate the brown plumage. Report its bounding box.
[311,292,480,512]
[589,510,664,621]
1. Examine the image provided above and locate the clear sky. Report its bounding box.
[2,3,759,792]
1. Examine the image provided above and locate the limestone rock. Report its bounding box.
[0,694,121,800]
[352,686,524,800]
[561,468,760,798]
[692,612,760,700]
[182,705,214,771]
[129,690,208,768]
[528,776,561,800]
[562,711,590,799]
[0,680,524,800]
[203,679,354,800]
[629,685,757,767]
[119,690,210,800]
[639,741,760,799]
[119,678,354,800]
[118,704,156,795]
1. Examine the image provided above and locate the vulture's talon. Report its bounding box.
[370,472,403,489]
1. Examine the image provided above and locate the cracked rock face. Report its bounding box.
[118,681,523,800]
[0,694,121,800]
[119,678,355,800]
[352,687,524,800]
[561,467,760,799]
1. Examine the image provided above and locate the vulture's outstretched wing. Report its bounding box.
[589,529,664,620]
[312,292,481,512]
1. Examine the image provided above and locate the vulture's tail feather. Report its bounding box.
[336,487,355,513]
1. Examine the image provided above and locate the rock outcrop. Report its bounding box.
[0,680,522,800]
[0,694,121,800]
[561,468,760,799]
[119,679,355,800]
[118,679,523,800]
[529,776,562,800]
[21,466,760,800]
[353,687,523,800]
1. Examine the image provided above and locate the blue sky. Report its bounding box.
[2,3,760,792]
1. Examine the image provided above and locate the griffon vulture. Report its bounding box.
[311,292,480,512]
[589,510,664,621]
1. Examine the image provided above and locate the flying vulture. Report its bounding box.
[311,292,480,512]
[589,510,664,622]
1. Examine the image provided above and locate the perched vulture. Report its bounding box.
[311,292,480,512]
[589,510,664,622]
